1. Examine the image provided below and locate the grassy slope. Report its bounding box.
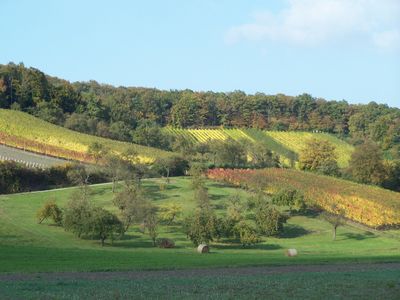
[164,128,353,167]
[0,178,399,273]
[0,109,171,163]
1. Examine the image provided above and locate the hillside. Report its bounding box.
[208,168,400,228]
[164,128,354,167]
[0,109,172,163]
[1,178,399,274]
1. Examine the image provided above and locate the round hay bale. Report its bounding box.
[197,244,209,253]
[286,248,298,257]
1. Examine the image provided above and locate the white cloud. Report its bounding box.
[226,0,400,50]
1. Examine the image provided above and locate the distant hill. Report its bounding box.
[164,128,354,167]
[0,109,172,163]
[1,63,399,159]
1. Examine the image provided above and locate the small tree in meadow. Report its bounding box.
[183,208,217,246]
[144,207,159,246]
[113,182,148,232]
[86,207,124,246]
[159,203,183,225]
[36,200,63,225]
[322,204,345,241]
[272,189,307,214]
[254,200,287,236]
[234,220,261,247]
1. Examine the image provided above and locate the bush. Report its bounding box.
[157,238,175,248]
[234,221,260,247]
[36,200,63,225]
[183,208,217,246]
[255,202,287,236]
[272,189,306,213]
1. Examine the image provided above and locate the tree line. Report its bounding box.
[1,63,399,159]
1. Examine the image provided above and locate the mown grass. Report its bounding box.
[0,178,399,274]
[1,269,399,299]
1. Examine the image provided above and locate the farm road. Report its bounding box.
[1,263,399,281]
[0,144,68,167]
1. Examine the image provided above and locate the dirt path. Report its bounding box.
[1,263,399,282]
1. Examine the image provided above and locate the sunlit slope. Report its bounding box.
[0,109,172,163]
[266,131,354,168]
[208,168,400,228]
[165,128,353,167]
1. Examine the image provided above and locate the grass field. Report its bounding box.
[1,267,399,299]
[1,177,399,274]
[0,109,172,163]
[164,128,353,167]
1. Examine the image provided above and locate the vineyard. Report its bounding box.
[265,131,354,168]
[164,128,353,167]
[0,109,172,163]
[208,168,400,228]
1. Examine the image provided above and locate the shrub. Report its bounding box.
[272,189,306,213]
[36,200,63,225]
[254,202,287,236]
[234,221,260,247]
[157,238,175,248]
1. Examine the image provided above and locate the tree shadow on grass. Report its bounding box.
[212,243,282,251]
[341,232,376,241]
[209,194,226,201]
[300,210,321,218]
[90,186,110,196]
[280,224,311,238]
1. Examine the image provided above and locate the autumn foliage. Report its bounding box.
[207,168,400,228]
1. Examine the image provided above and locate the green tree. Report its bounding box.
[113,182,147,232]
[234,220,260,247]
[85,207,124,246]
[254,200,286,236]
[299,139,339,176]
[152,156,189,181]
[144,206,159,246]
[247,143,279,168]
[132,120,170,149]
[211,138,246,167]
[36,199,63,225]
[272,189,306,213]
[349,141,387,185]
[322,205,345,241]
[159,203,183,225]
[87,142,108,164]
[63,193,92,238]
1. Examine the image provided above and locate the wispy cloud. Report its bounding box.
[226,0,400,50]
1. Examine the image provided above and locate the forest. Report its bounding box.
[0,62,399,159]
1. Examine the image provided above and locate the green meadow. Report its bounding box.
[1,177,399,274]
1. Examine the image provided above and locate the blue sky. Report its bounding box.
[1,0,399,107]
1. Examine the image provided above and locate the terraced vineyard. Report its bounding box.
[165,128,353,167]
[0,109,172,163]
[266,131,354,168]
